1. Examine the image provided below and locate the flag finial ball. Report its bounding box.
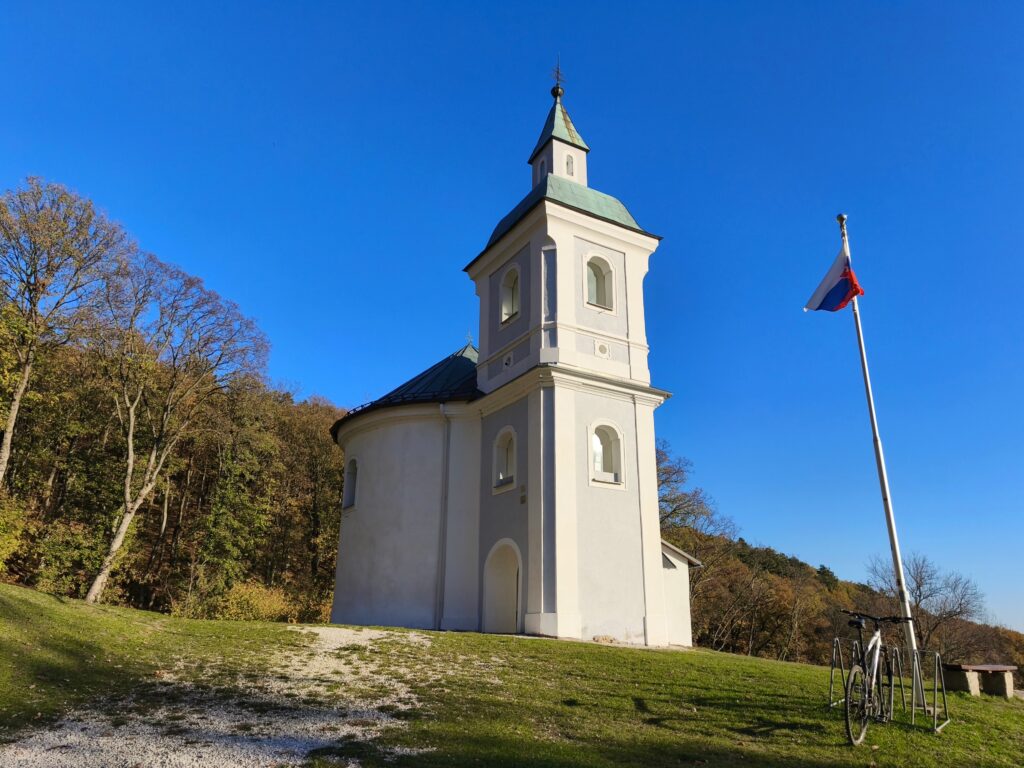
[836,213,848,225]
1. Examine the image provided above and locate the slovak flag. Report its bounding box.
[804,240,864,312]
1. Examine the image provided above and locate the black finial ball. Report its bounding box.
[551,84,564,99]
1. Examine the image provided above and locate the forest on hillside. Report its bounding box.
[1,177,1021,680]
[0,178,344,619]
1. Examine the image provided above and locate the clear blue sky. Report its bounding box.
[2,3,1022,630]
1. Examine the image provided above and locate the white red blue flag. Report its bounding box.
[804,240,864,312]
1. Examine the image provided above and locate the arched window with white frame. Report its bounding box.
[500,267,520,324]
[343,458,358,508]
[591,425,622,484]
[586,257,613,310]
[493,428,516,489]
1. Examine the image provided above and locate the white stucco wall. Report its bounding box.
[661,543,694,647]
[531,139,588,188]
[573,388,648,644]
[439,406,482,630]
[331,407,446,630]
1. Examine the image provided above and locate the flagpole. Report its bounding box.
[838,214,922,680]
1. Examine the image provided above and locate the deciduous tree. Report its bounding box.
[84,253,267,602]
[0,178,126,485]
[868,552,984,652]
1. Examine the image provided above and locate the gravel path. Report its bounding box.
[0,625,428,768]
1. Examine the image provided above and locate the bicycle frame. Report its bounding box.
[865,628,882,696]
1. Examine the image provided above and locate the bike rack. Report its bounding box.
[827,640,933,726]
[827,637,862,709]
[827,630,951,736]
[885,646,908,717]
[911,650,951,733]
[827,637,848,708]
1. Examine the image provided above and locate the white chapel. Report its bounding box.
[330,82,699,646]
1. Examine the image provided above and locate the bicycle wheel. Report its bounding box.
[845,663,869,745]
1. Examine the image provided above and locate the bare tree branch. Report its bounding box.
[84,252,267,602]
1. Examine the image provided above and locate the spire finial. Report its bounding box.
[551,56,565,99]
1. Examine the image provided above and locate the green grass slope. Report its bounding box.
[2,583,1022,767]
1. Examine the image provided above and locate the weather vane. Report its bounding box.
[552,57,565,87]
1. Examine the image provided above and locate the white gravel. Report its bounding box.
[0,625,430,768]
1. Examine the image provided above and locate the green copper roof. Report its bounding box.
[528,91,589,163]
[465,175,655,269]
[330,344,483,437]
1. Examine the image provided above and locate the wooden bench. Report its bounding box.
[942,663,1017,699]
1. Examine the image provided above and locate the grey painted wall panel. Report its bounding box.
[486,245,531,352]
[478,396,530,625]
[542,386,557,611]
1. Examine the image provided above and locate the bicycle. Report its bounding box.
[840,609,912,745]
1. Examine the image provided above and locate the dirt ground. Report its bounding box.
[0,625,428,768]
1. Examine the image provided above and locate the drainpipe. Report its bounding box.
[433,403,452,630]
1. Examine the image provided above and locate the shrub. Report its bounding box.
[295,593,333,623]
[214,581,293,622]
[31,520,107,597]
[0,493,29,575]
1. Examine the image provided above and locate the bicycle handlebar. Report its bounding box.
[840,609,912,624]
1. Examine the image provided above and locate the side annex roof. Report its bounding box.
[661,539,703,567]
[330,344,483,440]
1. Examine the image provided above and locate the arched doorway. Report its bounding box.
[482,541,521,634]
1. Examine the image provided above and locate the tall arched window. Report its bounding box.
[343,459,358,508]
[566,154,574,176]
[586,257,613,309]
[500,267,520,323]
[591,425,621,484]
[493,428,516,489]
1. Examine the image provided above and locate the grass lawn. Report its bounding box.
[2,582,1021,766]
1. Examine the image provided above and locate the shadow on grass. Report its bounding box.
[309,729,857,768]
[0,591,158,735]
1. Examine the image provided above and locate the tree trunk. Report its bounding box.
[41,462,58,509]
[85,504,138,603]
[0,349,35,487]
[144,482,172,577]
[169,462,192,566]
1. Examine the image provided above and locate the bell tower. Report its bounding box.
[465,80,671,646]
[465,83,660,397]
